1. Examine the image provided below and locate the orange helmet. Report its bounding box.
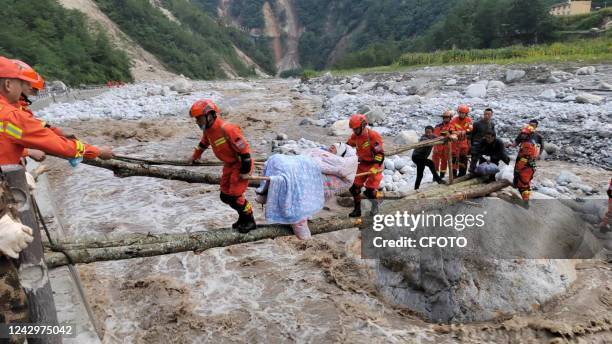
[190,99,219,118]
[457,104,470,114]
[348,114,368,129]
[11,59,45,90]
[521,125,535,135]
[0,56,39,84]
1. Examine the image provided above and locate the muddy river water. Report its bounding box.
[38,77,611,343]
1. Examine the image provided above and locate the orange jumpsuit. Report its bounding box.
[347,128,384,190]
[513,137,538,201]
[450,115,473,173]
[0,95,99,165]
[432,121,452,173]
[192,118,253,205]
[18,96,63,137]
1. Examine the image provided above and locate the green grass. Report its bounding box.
[396,36,612,67]
[324,35,612,76]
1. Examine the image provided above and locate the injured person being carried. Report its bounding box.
[255,143,358,240]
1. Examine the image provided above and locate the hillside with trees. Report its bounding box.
[0,0,132,85]
[95,0,275,79]
[1,0,608,84]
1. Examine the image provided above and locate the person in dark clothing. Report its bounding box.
[510,119,544,157]
[470,131,510,179]
[471,108,495,157]
[412,126,445,190]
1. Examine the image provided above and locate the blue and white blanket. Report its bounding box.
[257,154,325,224]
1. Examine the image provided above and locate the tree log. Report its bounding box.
[112,136,444,168]
[83,159,261,187]
[44,180,510,268]
[89,136,448,186]
[337,175,479,200]
[387,137,445,156]
[113,155,265,166]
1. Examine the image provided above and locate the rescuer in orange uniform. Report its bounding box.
[13,60,65,137]
[0,56,113,165]
[12,60,67,163]
[432,110,453,179]
[189,99,256,233]
[449,104,473,177]
[513,125,539,202]
[346,114,384,218]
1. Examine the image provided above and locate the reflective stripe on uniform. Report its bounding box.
[0,121,4,132]
[361,141,370,148]
[74,140,85,158]
[5,122,23,139]
[374,155,383,162]
[214,137,227,146]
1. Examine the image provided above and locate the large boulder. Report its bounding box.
[487,80,506,90]
[394,130,420,145]
[540,89,557,100]
[598,81,612,91]
[551,70,574,81]
[544,143,560,155]
[330,119,352,136]
[349,77,363,89]
[405,78,431,95]
[48,80,68,93]
[384,159,395,171]
[465,83,487,98]
[362,106,387,125]
[556,171,582,185]
[505,69,526,83]
[392,156,409,171]
[365,197,601,323]
[319,72,333,84]
[402,95,423,105]
[575,66,596,75]
[575,92,604,105]
[390,83,408,95]
[170,78,192,93]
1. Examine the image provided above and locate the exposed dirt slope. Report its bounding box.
[58,0,177,81]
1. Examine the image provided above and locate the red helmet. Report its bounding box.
[0,56,39,84]
[190,99,219,118]
[521,125,535,135]
[12,60,45,90]
[348,114,368,129]
[457,104,470,114]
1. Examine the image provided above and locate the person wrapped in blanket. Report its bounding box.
[255,144,358,240]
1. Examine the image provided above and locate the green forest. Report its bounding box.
[0,0,132,85]
[0,0,608,84]
[95,0,275,80]
[334,0,611,69]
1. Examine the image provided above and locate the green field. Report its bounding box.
[396,35,612,67]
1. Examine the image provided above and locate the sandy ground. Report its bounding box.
[41,77,612,343]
